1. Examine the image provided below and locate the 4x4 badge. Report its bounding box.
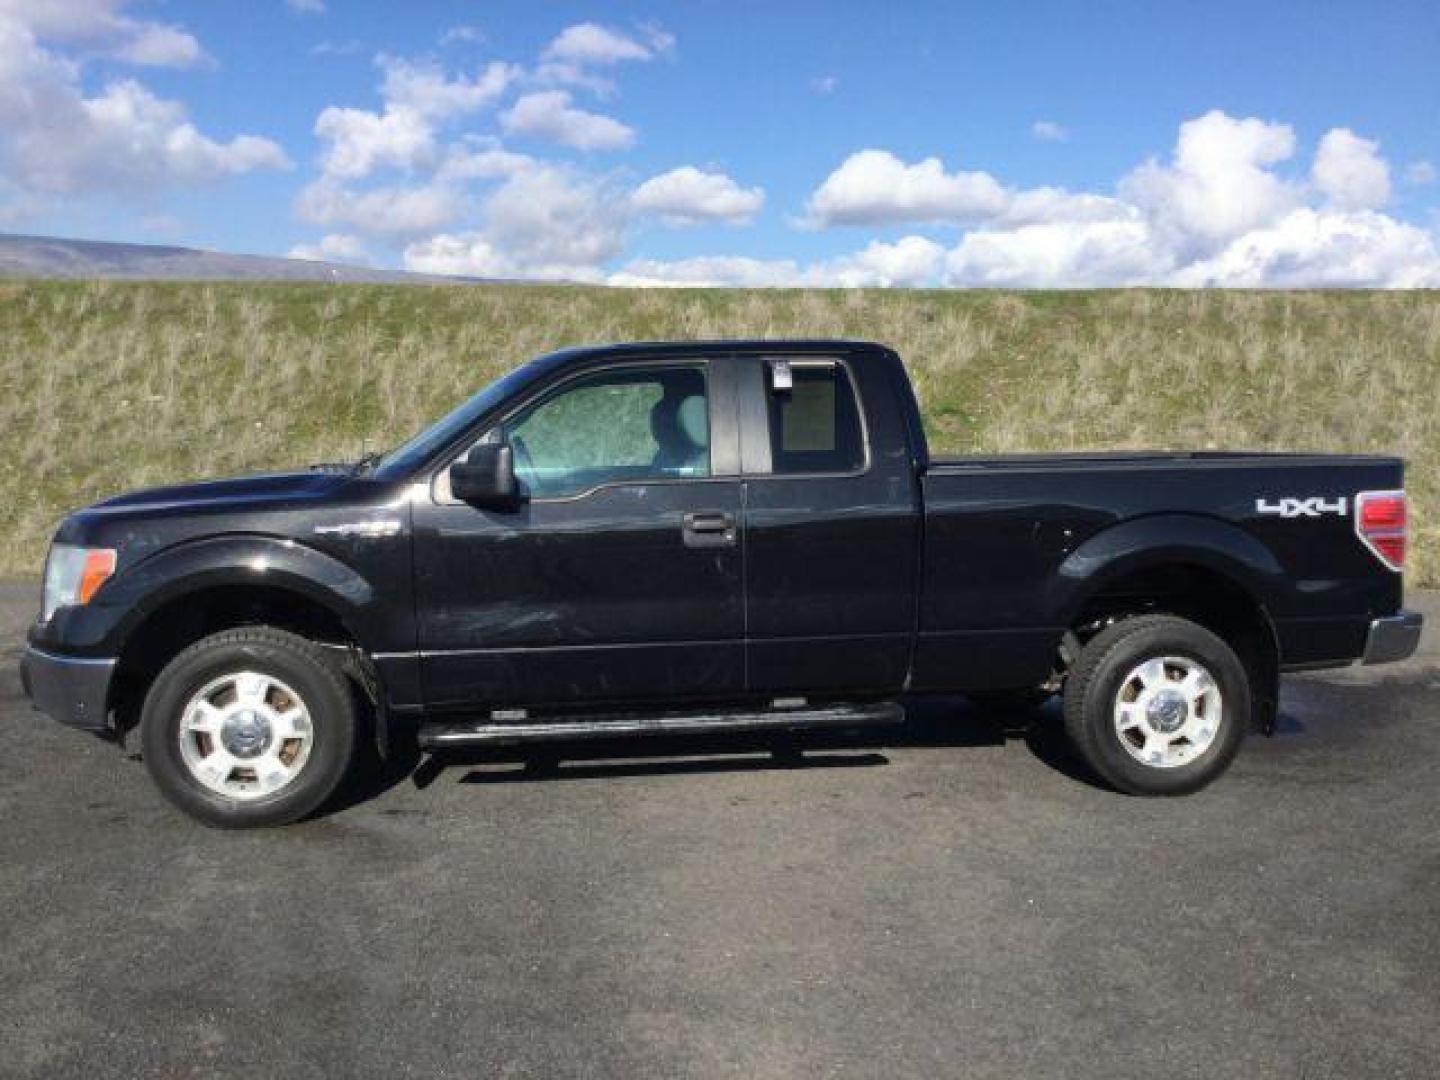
[1256,497,1347,519]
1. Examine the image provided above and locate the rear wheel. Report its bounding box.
[1062,614,1248,795]
[140,626,356,828]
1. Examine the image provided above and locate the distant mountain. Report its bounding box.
[0,232,445,283]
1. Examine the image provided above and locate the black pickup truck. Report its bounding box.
[22,340,1422,826]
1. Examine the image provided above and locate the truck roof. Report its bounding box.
[539,339,891,364]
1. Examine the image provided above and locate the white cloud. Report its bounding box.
[541,23,664,65]
[824,236,947,286]
[811,75,839,96]
[286,0,326,14]
[402,232,513,278]
[1031,120,1067,142]
[289,21,675,272]
[502,90,635,151]
[0,0,208,68]
[944,220,1164,287]
[803,148,1132,232]
[535,22,673,97]
[1175,208,1440,288]
[379,55,518,121]
[1312,128,1390,210]
[631,166,764,226]
[312,55,517,180]
[0,22,288,197]
[404,165,629,281]
[436,142,536,183]
[637,23,677,57]
[440,25,485,47]
[1405,160,1436,186]
[314,105,435,178]
[609,255,803,287]
[1002,187,1136,227]
[613,111,1440,290]
[288,233,373,265]
[112,22,208,67]
[805,149,1010,227]
[296,180,466,239]
[1119,109,1300,258]
[609,236,946,288]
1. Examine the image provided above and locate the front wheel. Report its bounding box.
[140,626,357,828]
[1062,615,1249,795]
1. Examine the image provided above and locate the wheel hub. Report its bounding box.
[1145,689,1189,734]
[1112,654,1225,769]
[221,709,273,758]
[178,669,315,802]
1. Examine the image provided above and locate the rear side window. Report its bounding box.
[766,363,865,474]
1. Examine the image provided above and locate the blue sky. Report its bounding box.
[1,0,1438,285]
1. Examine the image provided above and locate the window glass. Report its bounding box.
[767,364,864,474]
[503,366,709,498]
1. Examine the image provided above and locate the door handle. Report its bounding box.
[682,511,737,548]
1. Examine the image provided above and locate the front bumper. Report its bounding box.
[1361,611,1424,666]
[19,645,116,731]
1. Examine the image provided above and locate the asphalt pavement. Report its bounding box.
[1,581,1437,1079]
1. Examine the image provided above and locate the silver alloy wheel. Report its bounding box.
[1112,655,1224,769]
[177,670,315,800]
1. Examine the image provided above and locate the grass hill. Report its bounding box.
[3,280,1437,582]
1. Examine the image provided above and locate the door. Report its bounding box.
[412,358,745,710]
[738,354,921,696]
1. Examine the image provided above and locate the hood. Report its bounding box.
[88,469,351,514]
[53,468,370,555]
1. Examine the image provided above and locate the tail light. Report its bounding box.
[1355,490,1406,571]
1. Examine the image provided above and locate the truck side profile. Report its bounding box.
[21,341,1422,826]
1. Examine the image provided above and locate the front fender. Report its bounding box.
[1050,513,1286,625]
[42,534,377,656]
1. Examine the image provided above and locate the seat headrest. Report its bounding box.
[675,394,707,448]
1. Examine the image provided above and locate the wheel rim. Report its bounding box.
[1112,655,1223,769]
[177,670,315,801]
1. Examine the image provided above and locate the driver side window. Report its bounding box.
[503,365,710,499]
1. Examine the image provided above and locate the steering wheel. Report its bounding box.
[511,434,538,494]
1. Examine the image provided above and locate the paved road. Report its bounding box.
[2,582,1437,1079]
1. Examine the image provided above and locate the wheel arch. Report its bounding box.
[103,536,383,736]
[1053,515,1283,731]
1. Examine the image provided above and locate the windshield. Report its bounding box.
[369,363,544,478]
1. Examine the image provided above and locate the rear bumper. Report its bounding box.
[1361,611,1423,666]
[19,646,116,731]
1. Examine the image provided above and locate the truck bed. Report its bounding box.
[912,448,1406,691]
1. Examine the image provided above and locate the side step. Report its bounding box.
[417,701,905,751]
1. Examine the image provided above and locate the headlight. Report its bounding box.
[42,544,116,623]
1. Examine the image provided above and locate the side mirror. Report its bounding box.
[450,442,519,509]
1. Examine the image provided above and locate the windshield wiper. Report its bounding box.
[309,450,383,474]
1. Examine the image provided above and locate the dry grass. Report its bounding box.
[3,281,1438,581]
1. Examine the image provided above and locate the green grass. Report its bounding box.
[3,280,1438,581]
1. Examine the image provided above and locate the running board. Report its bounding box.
[417,701,905,750]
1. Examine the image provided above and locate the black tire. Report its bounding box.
[140,626,357,828]
[1062,615,1248,795]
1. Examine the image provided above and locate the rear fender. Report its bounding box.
[1051,513,1286,624]
[1052,513,1283,731]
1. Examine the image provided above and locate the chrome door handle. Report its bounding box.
[682,511,736,548]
